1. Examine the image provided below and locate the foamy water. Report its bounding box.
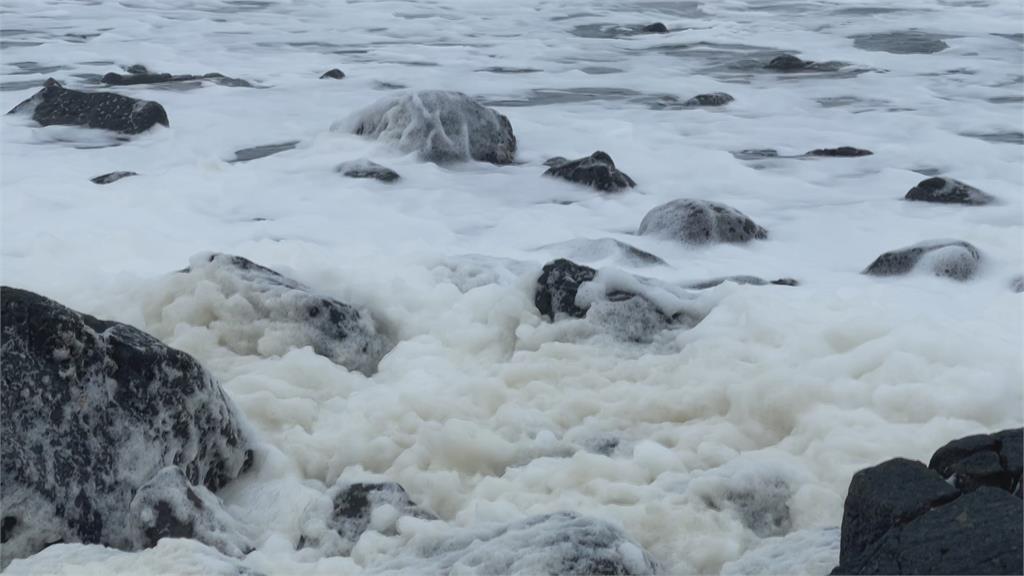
[2,0,1022,573]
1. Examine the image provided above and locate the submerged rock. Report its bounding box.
[832,430,1024,575]
[543,151,636,192]
[765,54,812,71]
[863,239,981,281]
[534,259,697,342]
[102,66,252,88]
[335,159,400,182]
[642,22,669,33]
[807,147,873,157]
[345,91,516,164]
[904,177,995,206]
[687,276,798,289]
[128,467,251,556]
[638,199,768,245]
[320,68,346,79]
[7,78,169,134]
[540,238,666,267]
[1011,275,1024,293]
[684,92,734,107]
[374,512,658,575]
[229,140,300,163]
[0,287,253,569]
[90,170,137,184]
[169,253,393,375]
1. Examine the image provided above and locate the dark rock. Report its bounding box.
[376,512,658,575]
[863,240,981,281]
[807,147,873,157]
[90,171,137,185]
[0,287,253,569]
[7,78,169,134]
[335,159,400,182]
[535,259,597,320]
[329,482,435,543]
[834,487,1022,575]
[837,458,960,569]
[638,199,768,245]
[905,177,996,206]
[687,276,798,289]
[320,68,346,79]
[175,253,393,375]
[347,91,516,164]
[1011,275,1024,293]
[766,54,811,71]
[707,477,793,538]
[102,67,252,88]
[929,429,1022,494]
[642,22,669,33]
[128,467,251,556]
[229,140,300,163]
[543,151,636,192]
[732,149,780,160]
[995,428,1023,482]
[929,433,1000,479]
[684,92,734,107]
[852,31,949,55]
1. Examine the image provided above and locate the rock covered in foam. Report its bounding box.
[7,78,169,134]
[638,199,768,245]
[335,159,400,182]
[299,481,436,555]
[862,239,981,281]
[684,92,734,107]
[534,259,699,342]
[344,91,516,164]
[0,287,253,569]
[832,429,1024,575]
[904,177,995,206]
[543,151,636,192]
[539,238,666,267]
[374,511,658,575]
[162,253,393,375]
[90,170,138,185]
[128,467,252,556]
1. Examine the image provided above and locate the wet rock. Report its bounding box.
[0,287,253,569]
[732,148,780,160]
[102,66,252,88]
[345,91,516,164]
[832,430,1024,575]
[765,54,811,71]
[171,253,393,375]
[372,512,658,575]
[852,31,949,54]
[638,199,768,245]
[7,78,169,134]
[90,170,137,184]
[807,147,873,157]
[543,151,636,192]
[535,259,597,320]
[687,276,798,289]
[335,159,400,182]
[229,140,300,163]
[330,482,434,542]
[128,467,251,556]
[904,177,995,206]
[863,240,981,281]
[684,92,734,107]
[1011,275,1024,293]
[320,68,345,79]
[642,22,669,33]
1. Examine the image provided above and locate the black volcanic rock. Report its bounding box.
[0,287,253,568]
[8,78,169,134]
[832,429,1024,575]
[905,177,995,206]
[543,151,636,192]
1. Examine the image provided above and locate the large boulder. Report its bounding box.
[862,240,981,281]
[7,78,169,134]
[543,151,636,192]
[832,429,1024,575]
[344,91,517,164]
[638,199,768,245]
[0,287,253,568]
[904,177,995,206]
[163,253,393,375]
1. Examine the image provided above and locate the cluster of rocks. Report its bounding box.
[832,429,1022,575]
[101,65,252,88]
